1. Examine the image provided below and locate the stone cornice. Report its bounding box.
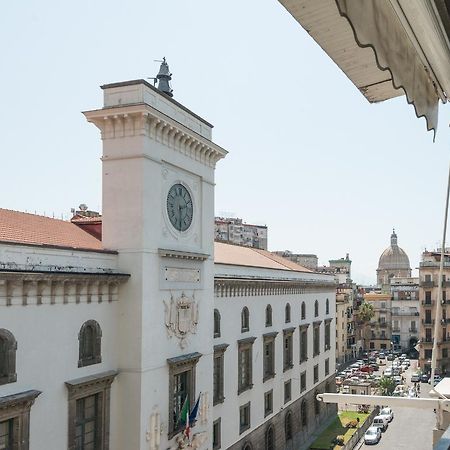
[0,272,128,307]
[158,248,209,261]
[83,104,227,168]
[214,278,334,297]
[65,370,117,400]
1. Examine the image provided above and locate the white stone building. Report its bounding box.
[0,76,336,450]
[215,218,268,250]
[389,277,419,351]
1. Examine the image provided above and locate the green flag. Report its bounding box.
[179,396,190,425]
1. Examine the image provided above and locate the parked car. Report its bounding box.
[379,407,394,422]
[364,426,382,445]
[379,353,386,360]
[360,365,373,373]
[370,363,379,371]
[393,376,402,386]
[428,375,443,385]
[387,354,395,361]
[411,373,421,383]
[421,373,430,383]
[384,369,393,377]
[373,415,389,432]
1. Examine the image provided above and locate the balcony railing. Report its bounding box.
[421,336,433,344]
[421,300,434,306]
[422,319,435,325]
[392,327,400,332]
[392,311,420,316]
[379,322,388,328]
[409,328,418,333]
[420,280,436,287]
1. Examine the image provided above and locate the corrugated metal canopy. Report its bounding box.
[279,0,450,134]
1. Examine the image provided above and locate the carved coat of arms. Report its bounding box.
[164,292,198,348]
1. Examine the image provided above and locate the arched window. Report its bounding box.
[265,424,275,450]
[326,298,329,315]
[301,400,307,427]
[314,300,319,317]
[241,307,250,332]
[0,329,17,385]
[301,302,306,320]
[285,303,291,323]
[314,390,320,415]
[265,305,272,327]
[285,410,293,441]
[78,320,102,367]
[214,309,221,338]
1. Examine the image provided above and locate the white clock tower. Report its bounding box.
[84,67,227,449]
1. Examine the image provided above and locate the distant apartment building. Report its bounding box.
[419,251,450,375]
[364,292,392,351]
[215,217,268,249]
[317,254,356,364]
[272,251,318,270]
[390,277,419,351]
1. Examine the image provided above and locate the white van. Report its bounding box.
[373,415,389,432]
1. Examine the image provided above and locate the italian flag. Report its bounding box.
[180,397,190,438]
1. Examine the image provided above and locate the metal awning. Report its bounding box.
[279,0,450,135]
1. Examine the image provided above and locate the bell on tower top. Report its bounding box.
[155,57,173,97]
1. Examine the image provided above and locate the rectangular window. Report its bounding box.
[75,394,100,449]
[324,321,331,351]
[443,348,449,359]
[370,342,375,349]
[283,329,294,371]
[239,402,251,434]
[263,335,275,381]
[284,380,292,403]
[300,371,306,392]
[213,347,226,405]
[313,324,320,357]
[426,328,432,342]
[66,371,116,449]
[425,349,432,359]
[426,310,432,323]
[381,330,386,339]
[264,390,273,417]
[0,419,12,450]
[314,364,319,383]
[238,338,255,394]
[425,274,432,282]
[425,291,432,302]
[325,358,330,376]
[300,328,308,363]
[213,418,221,450]
[381,302,386,309]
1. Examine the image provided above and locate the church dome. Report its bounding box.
[378,229,411,271]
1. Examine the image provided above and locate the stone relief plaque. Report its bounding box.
[165,267,200,283]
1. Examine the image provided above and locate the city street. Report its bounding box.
[358,359,435,450]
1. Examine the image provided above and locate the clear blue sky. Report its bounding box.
[1,0,449,283]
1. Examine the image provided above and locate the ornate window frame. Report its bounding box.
[214,309,221,338]
[213,344,228,405]
[0,390,41,450]
[262,332,277,382]
[283,327,295,372]
[241,307,250,333]
[265,305,272,327]
[167,352,202,438]
[238,337,256,394]
[78,320,102,368]
[299,324,309,363]
[0,329,17,385]
[65,370,117,450]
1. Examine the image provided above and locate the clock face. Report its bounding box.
[167,183,193,232]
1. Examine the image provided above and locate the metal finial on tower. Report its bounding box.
[156,57,173,97]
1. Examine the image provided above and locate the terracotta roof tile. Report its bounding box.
[214,242,312,272]
[0,209,103,251]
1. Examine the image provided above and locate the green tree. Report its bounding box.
[378,376,396,396]
[357,302,375,350]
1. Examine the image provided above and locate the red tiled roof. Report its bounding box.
[214,242,312,272]
[0,209,103,251]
